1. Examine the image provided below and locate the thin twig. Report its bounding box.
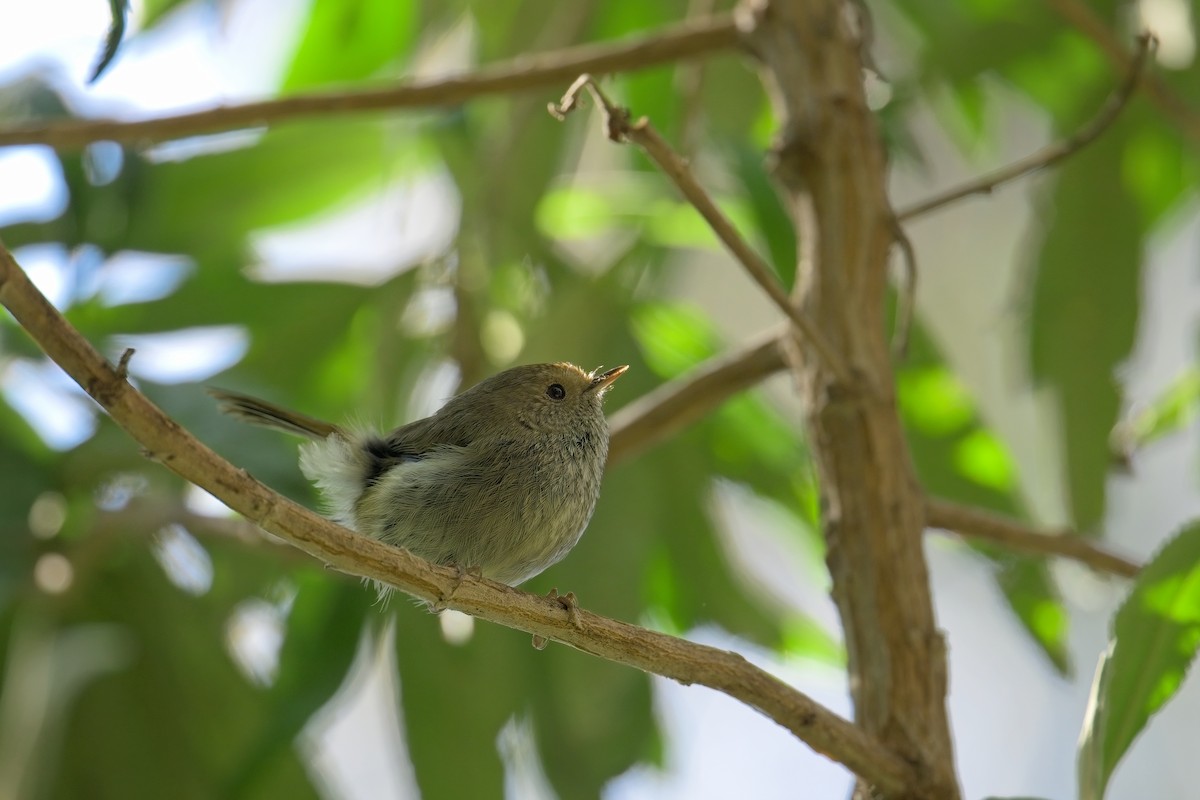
[889,217,916,358]
[0,15,739,150]
[549,75,852,384]
[114,347,134,380]
[897,33,1155,222]
[0,241,918,794]
[1047,0,1200,145]
[608,327,788,466]
[926,497,1141,578]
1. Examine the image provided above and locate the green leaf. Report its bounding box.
[644,198,757,253]
[631,302,717,378]
[535,185,628,241]
[1078,521,1200,800]
[997,558,1070,673]
[897,365,975,437]
[1029,131,1142,531]
[725,140,797,289]
[137,0,191,29]
[281,0,419,92]
[534,179,660,242]
[89,0,130,84]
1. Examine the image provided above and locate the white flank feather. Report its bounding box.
[298,434,367,529]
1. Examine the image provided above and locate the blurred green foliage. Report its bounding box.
[2,0,1199,797]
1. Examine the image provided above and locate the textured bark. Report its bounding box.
[737,1,962,797]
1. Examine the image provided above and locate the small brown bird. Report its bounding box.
[211,363,627,585]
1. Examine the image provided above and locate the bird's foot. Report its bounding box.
[532,588,581,650]
[431,563,483,613]
[547,587,582,629]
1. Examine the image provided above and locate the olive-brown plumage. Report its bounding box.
[211,362,626,585]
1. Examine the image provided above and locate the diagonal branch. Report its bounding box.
[549,74,852,384]
[926,497,1141,578]
[0,14,738,151]
[0,241,918,795]
[897,32,1154,222]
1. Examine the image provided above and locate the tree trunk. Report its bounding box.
[738,1,962,797]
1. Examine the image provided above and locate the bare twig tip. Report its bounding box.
[548,73,596,121]
[115,347,135,380]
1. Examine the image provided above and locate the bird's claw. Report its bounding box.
[532,588,582,649]
[547,587,582,630]
[431,563,482,613]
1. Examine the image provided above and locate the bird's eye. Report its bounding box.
[546,383,566,401]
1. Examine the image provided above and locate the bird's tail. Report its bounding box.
[208,389,340,440]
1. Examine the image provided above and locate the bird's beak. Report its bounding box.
[588,365,629,393]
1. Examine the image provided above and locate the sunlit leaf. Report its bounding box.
[953,429,1016,493]
[897,366,975,437]
[997,557,1070,673]
[138,0,191,28]
[644,198,757,252]
[782,614,845,666]
[1078,521,1200,800]
[631,302,716,377]
[535,185,626,240]
[281,0,419,91]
